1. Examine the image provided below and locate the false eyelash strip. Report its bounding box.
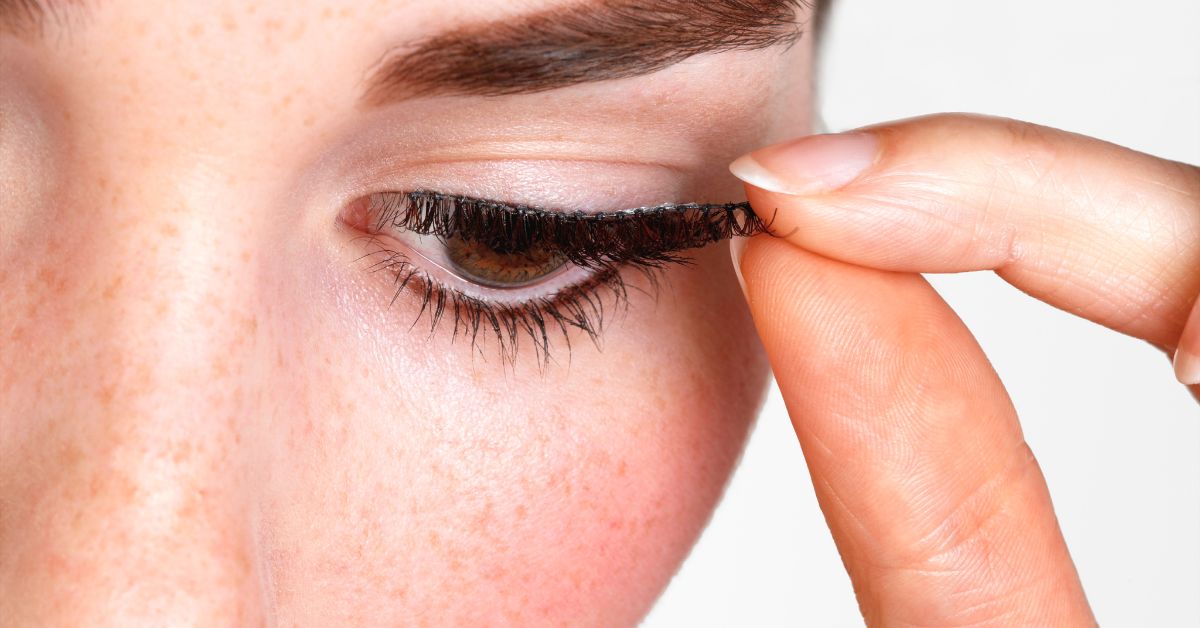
[370,190,771,269]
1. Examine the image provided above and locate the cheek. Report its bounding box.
[259,244,768,625]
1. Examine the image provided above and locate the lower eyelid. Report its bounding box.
[360,243,637,364]
[339,186,749,362]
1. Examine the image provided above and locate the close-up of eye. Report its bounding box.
[339,189,767,361]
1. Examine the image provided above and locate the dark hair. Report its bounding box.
[814,0,832,39]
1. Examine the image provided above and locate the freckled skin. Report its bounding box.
[0,1,811,625]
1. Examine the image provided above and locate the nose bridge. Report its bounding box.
[68,128,262,426]
[0,127,271,621]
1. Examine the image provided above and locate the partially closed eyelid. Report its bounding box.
[343,188,770,366]
[364,189,769,269]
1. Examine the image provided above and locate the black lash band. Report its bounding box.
[371,190,770,268]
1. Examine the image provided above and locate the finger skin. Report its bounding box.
[1174,295,1200,386]
[744,114,1200,349]
[738,236,1095,625]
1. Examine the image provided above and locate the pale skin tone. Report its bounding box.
[0,0,797,624]
[2,1,1198,627]
[731,117,1200,624]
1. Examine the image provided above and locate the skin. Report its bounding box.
[733,115,1200,624]
[7,1,1194,625]
[0,1,810,624]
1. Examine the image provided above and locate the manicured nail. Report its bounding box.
[729,132,879,195]
[728,237,749,297]
[1174,298,1200,385]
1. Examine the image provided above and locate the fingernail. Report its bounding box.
[729,132,879,196]
[729,237,749,297]
[1174,299,1200,385]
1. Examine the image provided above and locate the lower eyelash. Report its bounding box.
[361,238,654,366]
[351,190,768,365]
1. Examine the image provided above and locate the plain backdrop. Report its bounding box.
[646,0,1200,625]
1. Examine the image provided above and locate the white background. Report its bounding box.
[648,0,1200,625]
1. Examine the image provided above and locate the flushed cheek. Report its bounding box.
[256,254,766,624]
[259,393,760,625]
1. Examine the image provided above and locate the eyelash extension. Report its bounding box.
[362,190,770,366]
[372,190,769,269]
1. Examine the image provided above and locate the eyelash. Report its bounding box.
[353,190,768,365]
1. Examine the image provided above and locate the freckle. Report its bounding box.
[196,110,227,130]
[60,442,83,468]
[172,441,193,464]
[97,384,115,408]
[320,6,333,19]
[221,12,238,31]
[211,357,230,378]
[187,22,204,37]
[101,275,123,301]
[36,266,65,290]
[159,223,180,237]
[302,114,315,127]
[240,249,251,262]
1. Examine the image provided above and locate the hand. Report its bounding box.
[728,114,1200,625]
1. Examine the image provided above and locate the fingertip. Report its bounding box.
[728,236,749,299]
[1174,296,1200,385]
[729,132,880,196]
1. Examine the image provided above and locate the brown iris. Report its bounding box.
[441,235,568,288]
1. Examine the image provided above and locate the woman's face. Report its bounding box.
[0,0,812,623]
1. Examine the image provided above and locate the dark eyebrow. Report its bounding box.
[0,0,80,37]
[363,0,810,105]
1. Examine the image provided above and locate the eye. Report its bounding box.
[383,226,592,303]
[440,234,569,289]
[341,189,766,364]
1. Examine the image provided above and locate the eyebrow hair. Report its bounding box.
[0,0,79,37]
[364,0,810,105]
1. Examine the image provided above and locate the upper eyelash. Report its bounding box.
[360,190,770,366]
[370,190,770,269]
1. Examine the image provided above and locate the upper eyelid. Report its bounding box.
[366,189,770,269]
[380,189,757,222]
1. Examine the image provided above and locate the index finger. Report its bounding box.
[729,113,1200,350]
